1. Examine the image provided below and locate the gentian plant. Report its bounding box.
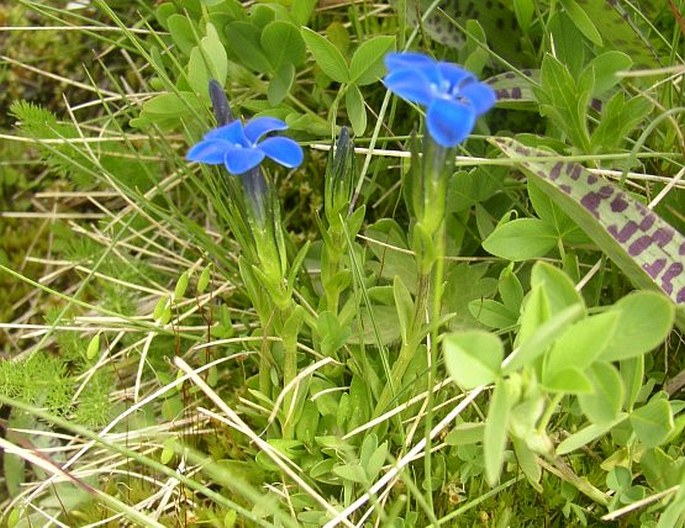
[187,83,307,412]
[374,52,496,414]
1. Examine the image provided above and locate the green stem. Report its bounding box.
[373,138,453,415]
[423,220,446,510]
[280,304,298,439]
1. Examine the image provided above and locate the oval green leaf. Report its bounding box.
[600,291,675,361]
[482,218,559,261]
[443,330,503,389]
[301,27,350,83]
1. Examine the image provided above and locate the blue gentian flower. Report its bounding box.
[187,117,303,175]
[383,52,496,148]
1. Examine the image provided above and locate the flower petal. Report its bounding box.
[186,139,230,164]
[426,98,475,147]
[436,62,473,92]
[223,146,265,174]
[259,137,303,168]
[384,69,435,106]
[244,116,288,144]
[460,81,497,115]
[204,120,248,145]
[385,51,435,71]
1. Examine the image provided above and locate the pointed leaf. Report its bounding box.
[578,362,624,424]
[393,275,414,345]
[301,27,350,83]
[630,398,674,448]
[504,304,584,373]
[544,312,618,378]
[345,84,367,135]
[601,291,675,361]
[556,414,628,455]
[542,367,593,394]
[443,330,503,389]
[350,35,395,86]
[484,379,512,485]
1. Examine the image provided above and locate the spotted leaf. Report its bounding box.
[490,136,685,327]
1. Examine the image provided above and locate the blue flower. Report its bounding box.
[383,52,496,148]
[187,116,303,175]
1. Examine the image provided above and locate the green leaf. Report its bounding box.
[482,218,559,261]
[630,398,674,448]
[291,0,317,25]
[512,437,541,490]
[569,0,659,69]
[504,304,584,373]
[141,92,203,117]
[445,422,485,445]
[656,486,685,528]
[443,330,503,389]
[578,362,624,424]
[349,35,394,86]
[484,379,512,485]
[197,265,211,293]
[301,27,350,83]
[203,23,228,83]
[535,54,592,151]
[187,47,211,97]
[174,271,189,300]
[530,264,580,311]
[333,463,367,484]
[153,296,168,321]
[345,84,367,135]
[468,299,518,329]
[463,19,490,75]
[393,275,414,345]
[591,93,653,152]
[528,178,587,245]
[365,441,388,481]
[544,312,618,378]
[586,51,632,96]
[542,367,593,394]
[600,291,675,361]
[621,356,644,412]
[556,414,628,455]
[261,21,306,69]
[548,12,585,75]
[86,334,100,360]
[512,0,534,31]
[559,0,603,45]
[268,63,295,106]
[516,284,550,346]
[640,448,685,490]
[161,438,175,464]
[509,396,544,439]
[295,400,320,444]
[226,22,272,73]
[167,14,198,56]
[498,266,524,312]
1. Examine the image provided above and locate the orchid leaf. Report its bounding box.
[490,136,685,327]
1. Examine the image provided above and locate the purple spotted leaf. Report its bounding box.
[486,70,538,106]
[490,136,684,327]
[486,69,603,111]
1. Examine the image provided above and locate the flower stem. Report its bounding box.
[373,138,454,415]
